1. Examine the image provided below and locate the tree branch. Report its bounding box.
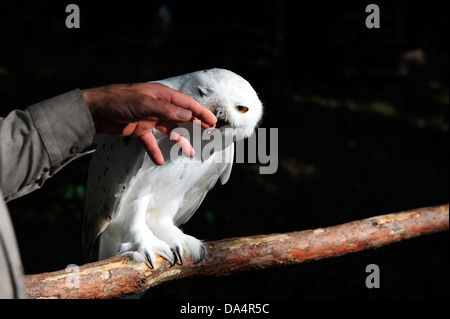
[25,204,448,299]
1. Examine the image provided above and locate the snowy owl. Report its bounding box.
[83,69,263,267]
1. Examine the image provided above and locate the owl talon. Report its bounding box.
[169,248,178,267]
[175,246,183,265]
[192,245,206,264]
[193,245,206,264]
[145,252,154,269]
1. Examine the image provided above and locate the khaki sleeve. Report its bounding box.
[0,89,96,202]
[0,190,26,298]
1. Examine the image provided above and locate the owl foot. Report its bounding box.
[117,226,178,268]
[150,222,206,264]
[172,238,206,265]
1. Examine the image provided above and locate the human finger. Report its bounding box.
[130,94,194,123]
[152,86,217,126]
[156,120,195,157]
[139,131,165,165]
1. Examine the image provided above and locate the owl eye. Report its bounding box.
[236,105,249,113]
[198,88,207,97]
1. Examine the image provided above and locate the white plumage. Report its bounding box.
[83,69,263,266]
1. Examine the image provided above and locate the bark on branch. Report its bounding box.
[25,204,449,299]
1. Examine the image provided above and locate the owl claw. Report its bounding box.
[193,245,206,264]
[148,221,205,265]
[175,246,183,265]
[144,252,154,269]
[169,248,178,267]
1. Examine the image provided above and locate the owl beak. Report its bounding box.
[215,119,229,128]
[212,106,230,128]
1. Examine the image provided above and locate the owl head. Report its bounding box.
[175,68,263,141]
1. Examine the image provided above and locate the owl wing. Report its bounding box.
[219,143,234,185]
[174,144,234,226]
[82,134,146,259]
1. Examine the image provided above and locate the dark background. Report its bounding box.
[1,0,448,298]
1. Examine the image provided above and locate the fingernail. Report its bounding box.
[175,108,192,121]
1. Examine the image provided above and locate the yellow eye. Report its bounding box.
[236,105,249,113]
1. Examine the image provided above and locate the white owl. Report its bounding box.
[83,69,263,267]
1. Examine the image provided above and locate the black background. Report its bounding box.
[1,0,448,298]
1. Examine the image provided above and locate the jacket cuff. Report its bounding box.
[28,89,96,167]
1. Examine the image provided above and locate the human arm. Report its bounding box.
[1,83,217,201]
[0,89,95,202]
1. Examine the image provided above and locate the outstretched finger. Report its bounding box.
[155,121,195,158]
[139,131,165,166]
[153,85,217,126]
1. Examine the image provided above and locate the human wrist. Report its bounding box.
[81,87,101,132]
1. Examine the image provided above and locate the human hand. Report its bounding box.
[81,83,217,165]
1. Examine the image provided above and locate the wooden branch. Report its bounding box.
[25,204,448,299]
